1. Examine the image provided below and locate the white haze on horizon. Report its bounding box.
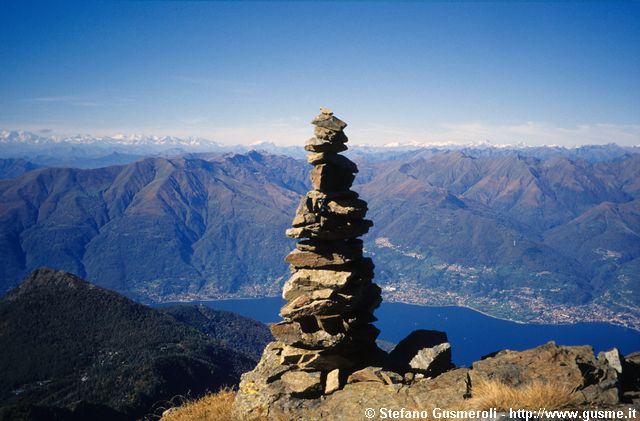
[2,121,639,149]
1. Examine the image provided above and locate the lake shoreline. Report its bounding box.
[155,297,640,366]
[153,295,640,333]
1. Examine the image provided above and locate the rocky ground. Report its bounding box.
[231,109,639,421]
[234,341,639,421]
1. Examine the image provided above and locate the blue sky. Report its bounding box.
[0,1,638,146]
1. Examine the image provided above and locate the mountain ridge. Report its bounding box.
[2,130,638,169]
[0,150,638,329]
[0,268,261,420]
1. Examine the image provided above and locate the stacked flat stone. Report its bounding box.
[271,107,382,397]
[235,109,383,415]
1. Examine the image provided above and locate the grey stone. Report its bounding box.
[310,164,356,192]
[280,295,346,319]
[279,287,379,320]
[245,341,290,383]
[316,314,346,335]
[408,368,471,407]
[345,367,403,386]
[270,321,305,343]
[326,198,368,219]
[270,320,347,349]
[311,115,347,131]
[291,191,366,228]
[388,330,452,375]
[307,189,359,200]
[380,370,404,385]
[347,367,386,384]
[285,218,373,240]
[325,368,341,394]
[280,345,354,370]
[409,342,453,376]
[295,239,363,255]
[235,108,385,414]
[281,370,323,398]
[261,368,471,420]
[291,197,318,227]
[282,269,355,301]
[314,126,349,142]
[305,137,348,153]
[280,345,321,366]
[234,342,291,419]
[285,249,357,269]
[598,348,623,373]
[307,152,358,173]
[471,342,620,405]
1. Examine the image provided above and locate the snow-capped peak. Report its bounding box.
[0,130,222,149]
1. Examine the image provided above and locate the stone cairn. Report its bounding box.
[235,108,384,415]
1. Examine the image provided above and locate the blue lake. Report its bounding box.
[175,297,640,366]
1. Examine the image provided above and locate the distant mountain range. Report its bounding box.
[2,130,638,171]
[0,268,270,420]
[0,151,306,301]
[0,130,238,171]
[0,145,638,330]
[360,151,640,328]
[0,130,225,149]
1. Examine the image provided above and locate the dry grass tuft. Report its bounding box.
[462,379,581,411]
[160,388,238,421]
[159,379,581,420]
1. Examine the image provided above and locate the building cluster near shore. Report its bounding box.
[381,280,639,331]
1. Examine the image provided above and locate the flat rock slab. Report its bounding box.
[296,239,363,255]
[347,366,403,385]
[305,137,348,153]
[310,164,356,192]
[281,370,323,398]
[286,218,373,240]
[282,269,355,301]
[271,320,347,349]
[409,342,453,375]
[324,368,341,394]
[314,126,349,142]
[311,115,347,131]
[307,152,358,173]
[388,329,452,375]
[263,368,470,421]
[285,249,358,269]
[280,295,346,319]
[471,341,620,405]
